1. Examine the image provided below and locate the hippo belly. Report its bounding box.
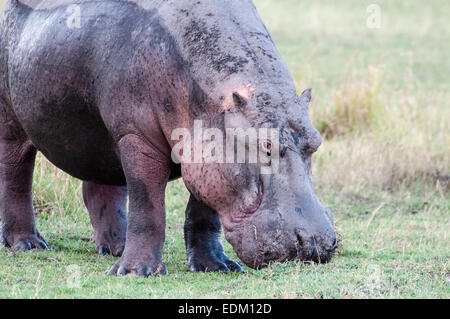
[16,88,126,185]
[8,45,125,185]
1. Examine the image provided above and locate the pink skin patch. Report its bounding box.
[219,81,255,112]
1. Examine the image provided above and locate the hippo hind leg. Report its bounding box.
[82,182,127,257]
[0,118,49,250]
[184,195,242,273]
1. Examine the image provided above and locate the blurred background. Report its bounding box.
[255,0,449,193]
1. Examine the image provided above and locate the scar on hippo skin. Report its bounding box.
[184,195,242,273]
[82,182,127,257]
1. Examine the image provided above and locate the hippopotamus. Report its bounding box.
[0,0,338,276]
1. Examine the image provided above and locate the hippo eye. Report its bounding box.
[261,140,272,156]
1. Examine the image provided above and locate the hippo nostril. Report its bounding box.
[327,237,338,252]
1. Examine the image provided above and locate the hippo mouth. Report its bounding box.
[223,196,338,269]
[230,216,337,269]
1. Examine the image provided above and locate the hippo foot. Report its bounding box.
[96,241,125,257]
[188,251,243,273]
[184,195,243,273]
[108,257,168,277]
[82,181,128,258]
[1,231,50,251]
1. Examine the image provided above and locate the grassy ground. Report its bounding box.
[0,0,449,298]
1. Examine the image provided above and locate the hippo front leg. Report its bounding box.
[82,182,127,257]
[108,135,170,277]
[185,195,242,272]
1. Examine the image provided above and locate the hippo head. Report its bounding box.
[178,87,337,269]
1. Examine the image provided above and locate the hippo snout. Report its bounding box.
[225,206,338,269]
[295,229,338,264]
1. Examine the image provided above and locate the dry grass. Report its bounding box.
[33,155,84,217]
[311,66,449,192]
[313,66,383,139]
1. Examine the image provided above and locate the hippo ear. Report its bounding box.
[232,92,248,110]
[299,88,312,105]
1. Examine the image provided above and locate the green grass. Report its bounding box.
[1,180,448,298]
[0,0,449,298]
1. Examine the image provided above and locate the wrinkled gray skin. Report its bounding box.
[0,0,337,275]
